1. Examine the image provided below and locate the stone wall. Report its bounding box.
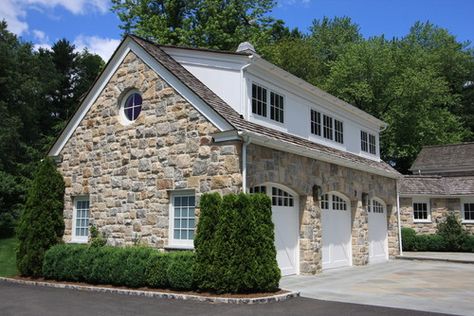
[246,144,400,275]
[57,52,242,247]
[400,197,474,234]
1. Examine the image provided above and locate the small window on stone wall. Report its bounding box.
[120,90,142,123]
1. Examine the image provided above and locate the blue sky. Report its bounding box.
[1,0,473,61]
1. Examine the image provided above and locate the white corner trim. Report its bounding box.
[48,38,233,157]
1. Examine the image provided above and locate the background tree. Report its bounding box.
[0,21,103,238]
[16,158,65,277]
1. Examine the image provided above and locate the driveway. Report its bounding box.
[281,260,474,316]
[0,281,448,316]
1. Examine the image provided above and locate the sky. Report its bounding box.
[0,0,473,62]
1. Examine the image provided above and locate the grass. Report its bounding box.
[0,237,17,277]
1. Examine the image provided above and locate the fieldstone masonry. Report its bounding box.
[246,144,400,274]
[400,198,474,234]
[56,50,400,275]
[57,52,242,247]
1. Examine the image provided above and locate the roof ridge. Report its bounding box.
[421,142,474,149]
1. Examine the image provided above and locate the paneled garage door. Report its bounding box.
[321,193,352,270]
[250,185,299,276]
[368,198,388,263]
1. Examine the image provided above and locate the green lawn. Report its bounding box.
[0,237,18,277]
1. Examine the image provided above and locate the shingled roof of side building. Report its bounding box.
[409,142,474,176]
[128,35,400,178]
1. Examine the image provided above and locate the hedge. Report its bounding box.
[401,227,474,252]
[194,193,280,293]
[43,244,194,290]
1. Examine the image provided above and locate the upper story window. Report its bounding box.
[323,115,333,140]
[334,119,344,144]
[310,110,321,136]
[361,130,377,154]
[121,91,142,123]
[270,91,284,123]
[311,110,344,144]
[252,83,267,117]
[251,83,285,123]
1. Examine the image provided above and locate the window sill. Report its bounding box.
[69,239,88,244]
[462,220,474,224]
[165,244,194,251]
[413,220,432,224]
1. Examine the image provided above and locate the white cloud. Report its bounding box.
[74,35,121,61]
[32,29,46,41]
[0,0,109,35]
[33,43,52,51]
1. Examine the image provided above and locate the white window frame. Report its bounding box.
[251,82,268,118]
[168,191,196,249]
[119,89,142,125]
[250,81,286,125]
[310,107,344,145]
[361,130,377,155]
[71,196,90,243]
[461,197,474,224]
[412,197,431,223]
[270,91,284,123]
[320,192,350,211]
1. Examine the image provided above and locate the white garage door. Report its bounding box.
[250,185,299,276]
[368,198,388,263]
[321,193,352,270]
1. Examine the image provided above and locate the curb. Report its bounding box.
[0,277,299,304]
[396,255,474,264]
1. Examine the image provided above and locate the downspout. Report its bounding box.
[396,179,403,256]
[239,131,251,193]
[240,56,254,119]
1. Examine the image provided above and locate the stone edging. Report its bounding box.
[396,255,474,264]
[0,277,299,304]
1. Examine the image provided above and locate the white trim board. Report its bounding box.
[48,37,234,157]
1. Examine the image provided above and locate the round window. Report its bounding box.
[122,92,142,122]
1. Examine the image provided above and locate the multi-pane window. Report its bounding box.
[270,92,284,123]
[123,92,142,122]
[369,134,376,154]
[361,131,368,152]
[271,187,294,207]
[320,193,348,211]
[413,201,429,221]
[171,194,196,245]
[310,110,321,136]
[463,203,474,221]
[335,119,344,144]
[73,197,90,242]
[361,131,377,154]
[323,115,333,140]
[250,186,267,194]
[252,83,267,117]
[370,200,384,213]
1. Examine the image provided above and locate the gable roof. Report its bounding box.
[48,35,400,179]
[400,175,474,196]
[410,143,474,174]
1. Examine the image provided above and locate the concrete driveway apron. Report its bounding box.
[281,260,474,316]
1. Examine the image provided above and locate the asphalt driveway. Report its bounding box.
[0,281,449,316]
[281,260,474,316]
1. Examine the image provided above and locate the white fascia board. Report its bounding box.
[249,56,387,129]
[212,130,400,179]
[162,47,250,71]
[49,38,234,156]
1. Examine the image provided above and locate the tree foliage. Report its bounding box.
[16,158,65,277]
[0,21,104,237]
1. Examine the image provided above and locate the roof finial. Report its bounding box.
[236,42,256,53]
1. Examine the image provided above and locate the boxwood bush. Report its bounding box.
[43,244,195,290]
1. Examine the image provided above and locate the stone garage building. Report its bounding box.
[400,143,474,234]
[48,35,401,275]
